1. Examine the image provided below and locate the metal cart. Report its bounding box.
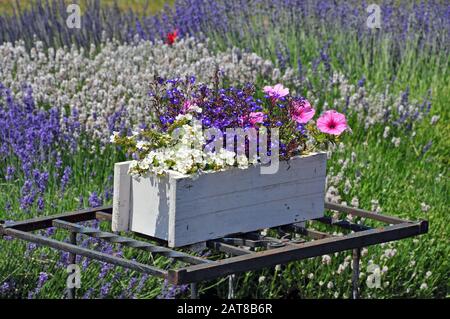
[0,201,428,299]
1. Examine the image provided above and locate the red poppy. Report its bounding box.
[166,30,178,45]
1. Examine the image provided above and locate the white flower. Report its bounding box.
[1,37,294,143]
[425,271,432,278]
[383,126,390,139]
[307,273,314,279]
[136,141,150,150]
[383,248,397,259]
[351,197,359,208]
[391,137,401,148]
[337,262,349,275]
[322,255,332,265]
[343,179,352,195]
[420,202,430,212]
[361,248,368,257]
[327,281,334,289]
[237,154,249,169]
[420,283,428,290]
[430,115,440,125]
[258,276,266,284]
[110,131,120,143]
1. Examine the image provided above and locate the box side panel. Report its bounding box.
[171,153,326,246]
[130,175,171,241]
[167,177,178,247]
[175,177,324,221]
[112,161,132,232]
[173,193,324,247]
[175,153,325,204]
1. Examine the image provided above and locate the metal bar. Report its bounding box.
[325,202,410,225]
[67,232,77,299]
[52,219,211,265]
[228,274,235,299]
[238,232,299,248]
[352,248,361,299]
[190,283,198,299]
[5,206,112,232]
[315,216,371,232]
[216,238,263,248]
[168,221,428,284]
[207,240,252,256]
[95,211,113,222]
[281,224,333,240]
[4,228,167,278]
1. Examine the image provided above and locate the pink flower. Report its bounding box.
[248,112,265,126]
[181,100,194,113]
[290,99,315,123]
[317,110,348,135]
[263,84,289,99]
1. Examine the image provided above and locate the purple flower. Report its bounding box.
[100,282,112,298]
[37,196,45,211]
[83,288,94,299]
[61,166,72,193]
[88,192,103,208]
[5,166,15,181]
[0,282,11,294]
[37,272,49,287]
[99,262,113,279]
[28,272,49,298]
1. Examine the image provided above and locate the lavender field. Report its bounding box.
[0,0,448,299]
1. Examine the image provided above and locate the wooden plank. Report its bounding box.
[112,161,132,232]
[175,152,326,202]
[175,176,325,221]
[172,193,324,247]
[130,174,171,241]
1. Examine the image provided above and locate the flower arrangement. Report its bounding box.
[111,77,349,177]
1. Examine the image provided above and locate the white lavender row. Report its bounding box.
[0,37,294,142]
[0,37,429,143]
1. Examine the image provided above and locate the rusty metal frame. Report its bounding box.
[0,202,428,299]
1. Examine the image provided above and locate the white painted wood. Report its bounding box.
[112,161,132,232]
[173,193,323,246]
[114,152,327,247]
[130,174,171,240]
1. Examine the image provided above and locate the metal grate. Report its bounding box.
[0,201,428,299]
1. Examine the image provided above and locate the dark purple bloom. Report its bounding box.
[88,192,103,208]
[5,166,15,181]
[61,166,72,193]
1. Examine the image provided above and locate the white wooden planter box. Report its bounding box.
[112,152,326,247]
